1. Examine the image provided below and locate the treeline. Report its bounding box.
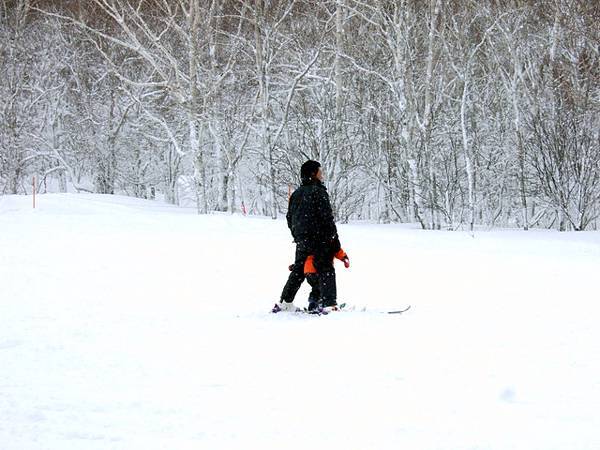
[1,0,598,230]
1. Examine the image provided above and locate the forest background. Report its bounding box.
[1,0,598,231]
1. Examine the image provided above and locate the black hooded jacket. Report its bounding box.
[286,180,337,244]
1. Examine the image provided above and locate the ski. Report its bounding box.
[271,303,334,315]
[386,305,411,314]
[272,303,411,316]
[337,303,412,314]
[271,303,324,315]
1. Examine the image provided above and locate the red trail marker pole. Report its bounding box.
[32,176,36,209]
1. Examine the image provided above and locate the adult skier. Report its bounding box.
[274,160,343,312]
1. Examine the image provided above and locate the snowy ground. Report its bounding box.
[1,193,599,450]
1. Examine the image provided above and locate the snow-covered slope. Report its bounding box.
[1,193,599,450]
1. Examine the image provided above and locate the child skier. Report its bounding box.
[274,240,350,313]
[303,246,350,312]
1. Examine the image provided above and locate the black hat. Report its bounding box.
[300,160,321,181]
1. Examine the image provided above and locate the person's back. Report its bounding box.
[287,181,336,245]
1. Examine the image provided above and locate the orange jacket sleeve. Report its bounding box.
[334,249,348,261]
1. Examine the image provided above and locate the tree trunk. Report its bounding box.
[461,77,475,232]
[189,0,207,214]
[510,59,528,230]
[421,0,441,229]
[254,0,277,219]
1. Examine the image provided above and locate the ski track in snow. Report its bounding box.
[1,193,599,450]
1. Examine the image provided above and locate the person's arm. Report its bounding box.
[286,191,296,232]
[315,187,337,241]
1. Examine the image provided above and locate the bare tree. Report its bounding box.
[249,0,323,219]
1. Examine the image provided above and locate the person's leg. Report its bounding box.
[306,274,321,310]
[313,244,337,307]
[280,242,311,303]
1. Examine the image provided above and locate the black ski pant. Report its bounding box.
[280,240,337,307]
